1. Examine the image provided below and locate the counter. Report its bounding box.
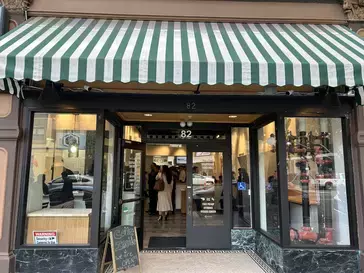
[26,208,91,244]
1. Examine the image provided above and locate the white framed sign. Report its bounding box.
[33,231,58,245]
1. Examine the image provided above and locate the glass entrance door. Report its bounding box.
[120,140,146,249]
[186,142,231,249]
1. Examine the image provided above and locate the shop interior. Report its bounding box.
[23,111,351,249]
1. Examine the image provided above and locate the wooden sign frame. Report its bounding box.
[101,226,142,273]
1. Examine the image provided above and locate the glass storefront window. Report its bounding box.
[258,122,280,241]
[231,128,251,227]
[25,113,96,245]
[286,117,350,246]
[123,126,141,142]
[100,121,115,239]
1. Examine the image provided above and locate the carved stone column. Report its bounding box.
[0,94,19,273]
[0,0,32,13]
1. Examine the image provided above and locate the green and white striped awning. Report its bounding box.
[0,17,363,87]
[0,78,22,98]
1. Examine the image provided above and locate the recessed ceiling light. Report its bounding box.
[144,113,153,117]
[229,115,237,118]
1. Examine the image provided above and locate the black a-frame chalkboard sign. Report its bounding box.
[101,225,142,273]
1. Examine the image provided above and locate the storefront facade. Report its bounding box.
[0,0,363,273]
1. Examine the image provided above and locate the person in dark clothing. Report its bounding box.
[238,168,250,184]
[237,168,250,218]
[170,166,179,214]
[148,163,159,215]
[39,174,49,195]
[57,171,75,208]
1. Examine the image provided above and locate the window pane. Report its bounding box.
[123,126,141,142]
[25,113,96,245]
[121,201,141,228]
[100,121,115,238]
[122,149,142,200]
[231,128,251,227]
[192,152,224,226]
[258,122,280,241]
[286,117,350,246]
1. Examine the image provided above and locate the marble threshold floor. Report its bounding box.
[123,252,270,273]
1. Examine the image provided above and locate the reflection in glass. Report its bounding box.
[286,118,350,246]
[100,121,115,238]
[25,113,96,245]
[121,201,141,228]
[231,128,251,227]
[122,149,142,200]
[192,152,224,226]
[123,126,142,142]
[258,122,280,240]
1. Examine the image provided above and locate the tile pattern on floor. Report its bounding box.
[123,252,270,273]
[143,212,186,249]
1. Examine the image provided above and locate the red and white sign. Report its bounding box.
[33,231,58,245]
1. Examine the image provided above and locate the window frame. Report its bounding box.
[251,112,358,249]
[231,126,252,229]
[277,114,358,249]
[98,119,119,242]
[16,107,103,249]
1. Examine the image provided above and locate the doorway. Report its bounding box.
[186,142,231,249]
[144,143,187,249]
[118,112,257,250]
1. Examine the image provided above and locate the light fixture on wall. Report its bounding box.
[187,121,193,127]
[70,144,78,154]
[180,121,186,128]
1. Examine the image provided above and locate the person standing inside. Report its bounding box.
[148,163,159,215]
[179,165,186,183]
[55,171,75,208]
[156,165,174,221]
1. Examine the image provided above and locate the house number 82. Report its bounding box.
[186,102,196,110]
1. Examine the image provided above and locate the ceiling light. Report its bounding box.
[187,121,193,127]
[180,121,186,128]
[144,113,153,117]
[229,115,237,119]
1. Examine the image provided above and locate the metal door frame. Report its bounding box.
[121,140,146,250]
[186,141,232,249]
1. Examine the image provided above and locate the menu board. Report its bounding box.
[101,225,141,273]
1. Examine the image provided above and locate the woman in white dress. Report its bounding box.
[156,165,174,221]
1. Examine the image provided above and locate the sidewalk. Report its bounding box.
[123,252,270,273]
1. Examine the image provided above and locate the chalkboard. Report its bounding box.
[101,225,141,273]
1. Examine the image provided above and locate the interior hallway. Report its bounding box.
[143,212,186,249]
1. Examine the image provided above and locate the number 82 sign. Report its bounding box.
[180,130,192,139]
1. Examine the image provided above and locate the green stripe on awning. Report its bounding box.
[0,17,363,87]
[0,78,22,98]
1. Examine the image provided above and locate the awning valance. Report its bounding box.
[0,17,363,87]
[0,78,22,98]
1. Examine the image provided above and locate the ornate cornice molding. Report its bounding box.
[1,0,32,13]
[344,0,364,20]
